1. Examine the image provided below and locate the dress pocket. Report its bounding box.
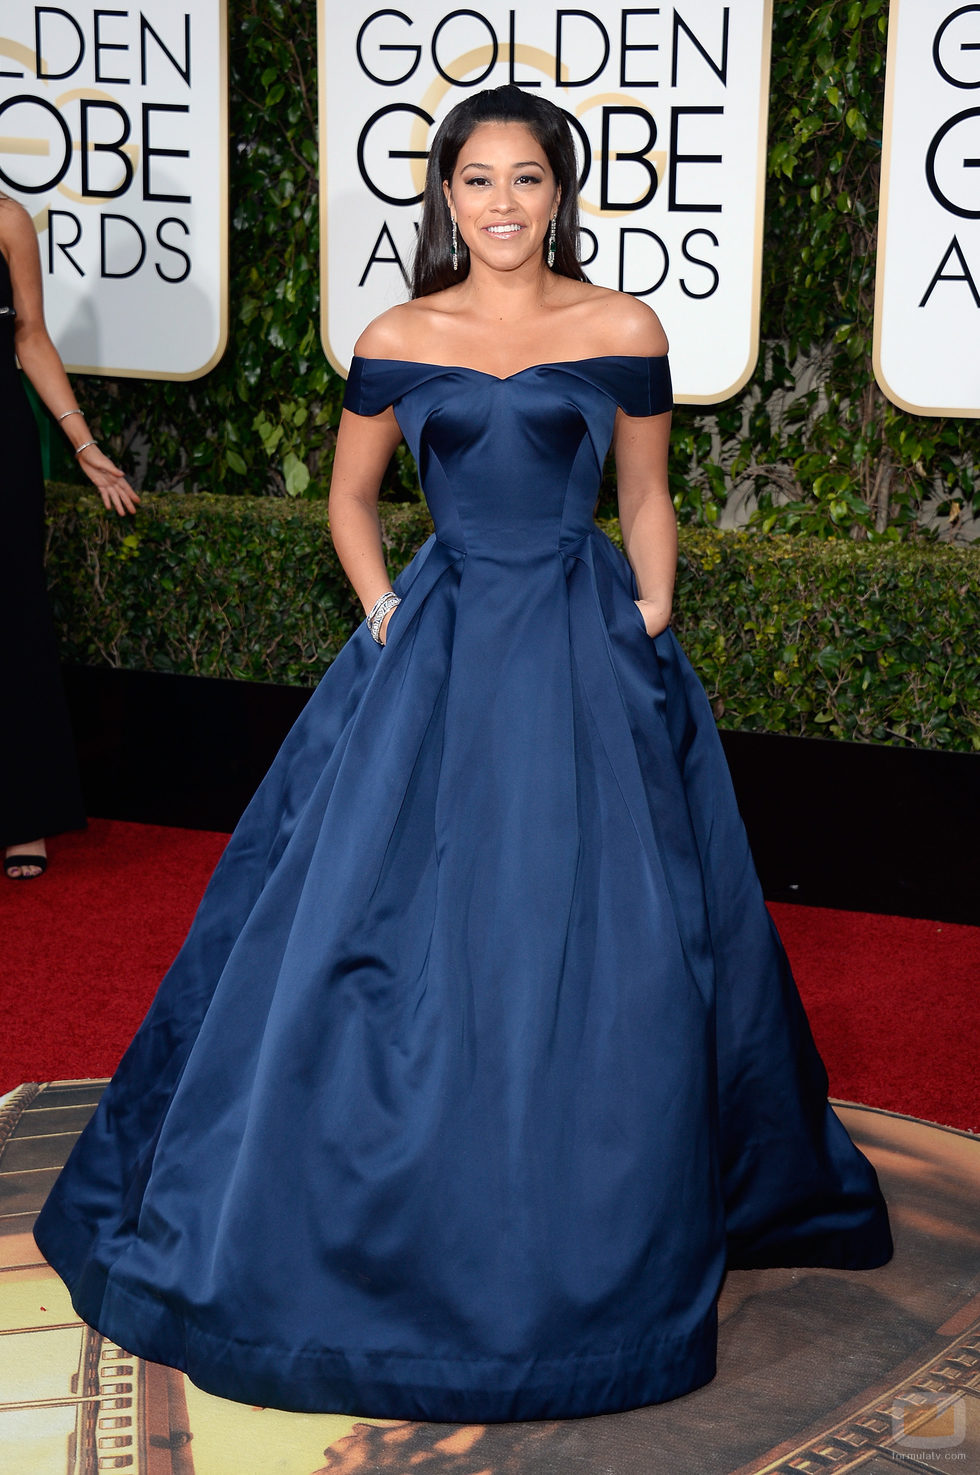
[630,599,653,638]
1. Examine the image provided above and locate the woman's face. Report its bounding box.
[443,121,559,275]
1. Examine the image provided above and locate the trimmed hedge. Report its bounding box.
[667,534,980,751]
[44,485,422,686]
[45,486,980,752]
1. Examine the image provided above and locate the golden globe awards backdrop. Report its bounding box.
[318,3,773,402]
[0,3,228,379]
[875,2,980,417]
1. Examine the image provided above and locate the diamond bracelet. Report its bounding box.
[367,591,400,644]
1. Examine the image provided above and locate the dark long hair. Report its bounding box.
[411,86,588,298]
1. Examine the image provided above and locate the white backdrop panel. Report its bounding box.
[0,2,228,379]
[875,1,980,416]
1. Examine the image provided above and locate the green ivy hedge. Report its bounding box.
[45,486,421,686]
[45,487,980,751]
[667,533,980,751]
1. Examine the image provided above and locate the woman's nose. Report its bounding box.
[488,183,517,211]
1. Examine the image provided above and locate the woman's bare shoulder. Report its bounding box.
[582,286,669,356]
[0,197,37,253]
[353,298,454,362]
[353,305,412,361]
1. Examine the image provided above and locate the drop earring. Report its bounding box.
[451,216,458,272]
[547,215,557,269]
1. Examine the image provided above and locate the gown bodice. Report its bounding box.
[343,354,671,556]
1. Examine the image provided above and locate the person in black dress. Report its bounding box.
[0,194,138,879]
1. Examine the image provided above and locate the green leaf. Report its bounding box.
[283,452,311,497]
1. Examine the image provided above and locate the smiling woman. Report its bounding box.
[412,84,589,295]
[34,84,892,1426]
[446,132,558,274]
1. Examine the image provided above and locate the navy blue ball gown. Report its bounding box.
[34,354,892,1422]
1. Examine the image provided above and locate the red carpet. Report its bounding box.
[1,819,227,1092]
[2,819,977,1131]
[768,901,979,1134]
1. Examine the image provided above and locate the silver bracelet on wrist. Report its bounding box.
[73,440,98,457]
[58,408,83,422]
[367,591,400,644]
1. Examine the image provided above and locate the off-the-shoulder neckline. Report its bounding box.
[349,354,668,384]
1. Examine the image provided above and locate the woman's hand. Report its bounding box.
[635,598,671,638]
[76,444,141,516]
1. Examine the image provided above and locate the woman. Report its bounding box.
[34,88,891,1422]
[0,194,138,878]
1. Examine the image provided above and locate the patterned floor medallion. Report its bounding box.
[2,1083,977,1475]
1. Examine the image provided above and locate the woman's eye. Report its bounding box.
[461,173,544,187]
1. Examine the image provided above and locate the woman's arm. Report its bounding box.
[597,293,674,636]
[328,404,405,644]
[0,202,138,515]
[614,406,676,637]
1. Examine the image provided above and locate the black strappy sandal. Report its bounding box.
[4,852,48,879]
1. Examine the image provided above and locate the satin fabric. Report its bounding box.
[34,355,891,1421]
